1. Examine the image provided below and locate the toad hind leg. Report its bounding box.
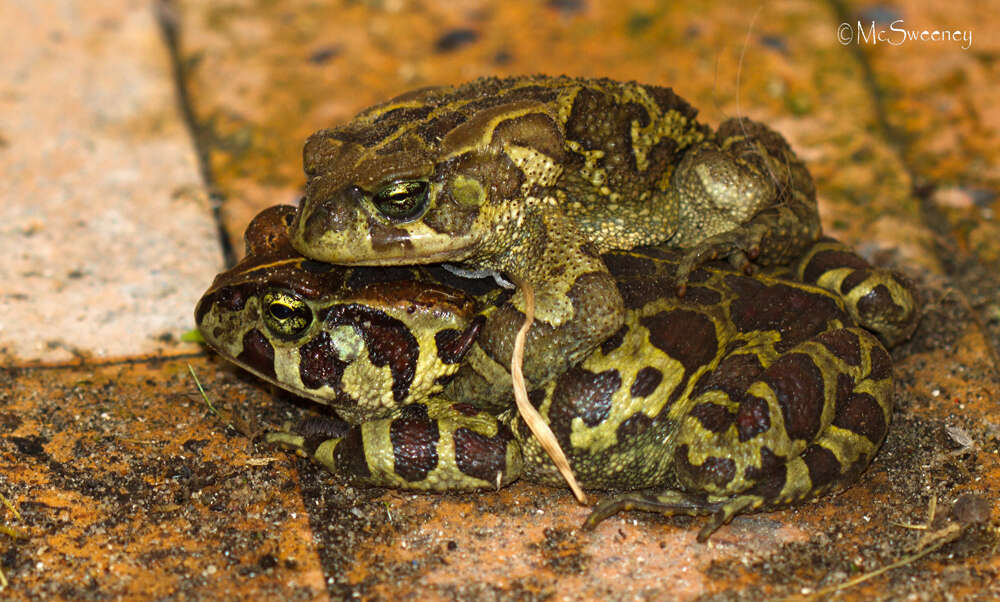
[670,118,821,289]
[584,327,893,541]
[793,237,920,347]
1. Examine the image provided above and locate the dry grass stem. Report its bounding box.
[510,278,586,503]
[789,521,963,601]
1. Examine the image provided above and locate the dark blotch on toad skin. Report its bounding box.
[321,304,419,402]
[454,424,515,482]
[390,404,440,482]
[237,329,276,380]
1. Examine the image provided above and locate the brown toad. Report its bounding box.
[291,75,821,395]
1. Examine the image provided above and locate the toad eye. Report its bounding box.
[372,180,429,222]
[261,290,313,339]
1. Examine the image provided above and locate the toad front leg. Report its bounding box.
[451,209,625,400]
[267,400,524,491]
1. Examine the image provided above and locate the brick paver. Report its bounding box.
[2,2,997,599]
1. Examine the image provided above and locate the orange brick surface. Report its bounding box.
[2,1,998,599]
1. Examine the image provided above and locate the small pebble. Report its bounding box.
[952,493,991,525]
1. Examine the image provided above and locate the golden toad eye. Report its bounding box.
[372,180,429,222]
[261,290,313,339]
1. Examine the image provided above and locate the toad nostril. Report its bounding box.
[303,204,333,239]
[343,185,365,204]
[303,206,346,240]
[304,191,358,238]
